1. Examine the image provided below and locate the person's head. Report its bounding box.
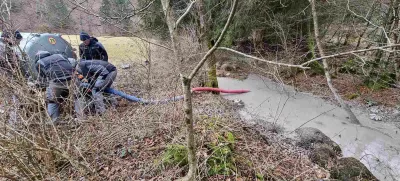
[1,30,23,45]
[14,31,22,45]
[80,31,91,46]
[14,30,22,39]
[35,51,52,62]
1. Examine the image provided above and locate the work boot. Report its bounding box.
[92,90,107,114]
[7,95,19,126]
[47,103,60,123]
[110,96,118,108]
[74,97,85,118]
[104,94,118,108]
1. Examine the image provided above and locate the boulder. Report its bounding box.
[121,64,131,69]
[391,110,400,120]
[370,114,383,121]
[216,71,225,77]
[369,107,380,114]
[295,127,342,155]
[221,63,234,71]
[309,144,337,169]
[216,61,222,69]
[232,63,239,70]
[330,157,378,181]
[233,99,244,108]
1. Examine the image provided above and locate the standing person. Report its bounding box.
[0,30,23,70]
[2,31,23,127]
[75,60,117,114]
[35,51,74,122]
[79,31,108,62]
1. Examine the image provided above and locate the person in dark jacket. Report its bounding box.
[75,60,117,114]
[35,51,74,122]
[1,30,23,45]
[79,31,108,62]
[0,30,23,70]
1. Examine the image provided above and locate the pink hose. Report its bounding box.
[192,87,250,94]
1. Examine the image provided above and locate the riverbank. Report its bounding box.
[218,74,400,180]
[215,52,400,129]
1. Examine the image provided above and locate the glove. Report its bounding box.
[94,76,105,89]
[79,82,90,88]
[27,81,36,88]
[28,80,41,88]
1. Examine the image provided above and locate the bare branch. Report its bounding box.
[217,47,309,69]
[290,107,336,134]
[346,0,392,44]
[116,0,156,23]
[61,0,88,22]
[67,0,173,51]
[301,44,400,66]
[310,0,360,125]
[188,0,238,80]
[175,0,196,29]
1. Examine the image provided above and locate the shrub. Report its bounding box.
[207,131,237,176]
[161,144,188,167]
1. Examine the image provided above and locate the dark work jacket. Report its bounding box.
[0,43,18,62]
[36,54,73,82]
[79,38,108,62]
[77,60,116,81]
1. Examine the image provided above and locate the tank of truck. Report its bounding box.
[0,32,77,79]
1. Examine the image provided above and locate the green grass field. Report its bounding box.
[63,35,148,64]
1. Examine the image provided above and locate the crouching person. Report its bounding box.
[35,51,74,122]
[75,60,117,115]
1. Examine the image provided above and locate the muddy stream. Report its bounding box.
[218,74,400,181]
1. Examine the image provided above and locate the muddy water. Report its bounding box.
[218,74,400,181]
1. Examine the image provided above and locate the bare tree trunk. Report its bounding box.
[375,0,395,62]
[160,0,238,180]
[160,1,197,180]
[355,1,377,50]
[252,28,264,52]
[161,0,183,71]
[310,0,361,125]
[197,0,219,90]
[180,76,196,181]
[392,0,400,81]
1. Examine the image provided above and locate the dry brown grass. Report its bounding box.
[62,35,149,64]
[287,72,400,107]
